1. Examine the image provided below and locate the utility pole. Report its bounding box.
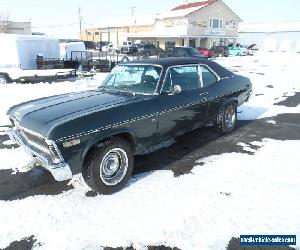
[78,7,82,39]
[131,6,136,24]
[131,6,136,17]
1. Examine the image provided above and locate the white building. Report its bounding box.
[238,21,300,52]
[83,0,242,50]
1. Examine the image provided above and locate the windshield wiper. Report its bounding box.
[101,87,136,97]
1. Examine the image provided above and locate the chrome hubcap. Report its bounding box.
[100,148,128,186]
[225,106,236,128]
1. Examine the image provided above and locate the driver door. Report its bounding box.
[157,65,209,140]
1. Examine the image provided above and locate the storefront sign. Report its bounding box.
[189,19,207,28]
[226,20,237,30]
[197,19,207,27]
[205,29,225,36]
[164,19,174,27]
[163,19,187,27]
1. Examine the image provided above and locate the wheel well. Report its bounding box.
[82,132,136,171]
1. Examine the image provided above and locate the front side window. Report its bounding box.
[199,65,218,87]
[102,65,162,95]
[210,18,223,29]
[162,65,201,92]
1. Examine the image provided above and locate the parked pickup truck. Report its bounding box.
[118,41,138,54]
[7,57,252,194]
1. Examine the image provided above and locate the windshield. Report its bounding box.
[101,65,162,95]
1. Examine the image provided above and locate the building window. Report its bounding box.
[95,32,99,35]
[87,31,92,35]
[210,18,223,29]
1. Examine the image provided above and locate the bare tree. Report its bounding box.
[0,12,10,33]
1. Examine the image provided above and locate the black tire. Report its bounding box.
[213,102,237,134]
[0,74,9,84]
[121,56,129,62]
[83,137,134,194]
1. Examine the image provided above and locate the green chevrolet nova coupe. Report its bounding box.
[7,57,252,194]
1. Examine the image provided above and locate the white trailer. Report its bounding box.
[59,41,86,60]
[0,34,76,84]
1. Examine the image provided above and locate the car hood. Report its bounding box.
[7,89,138,137]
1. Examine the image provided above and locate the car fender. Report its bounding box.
[80,126,138,164]
[219,97,238,111]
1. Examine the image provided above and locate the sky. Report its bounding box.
[0,0,300,38]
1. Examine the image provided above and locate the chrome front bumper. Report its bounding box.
[8,129,72,181]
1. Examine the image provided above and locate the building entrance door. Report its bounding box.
[189,38,196,48]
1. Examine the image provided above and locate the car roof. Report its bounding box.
[123,57,234,78]
[125,57,206,67]
[174,46,194,49]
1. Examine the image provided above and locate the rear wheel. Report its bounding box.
[213,102,237,134]
[83,137,134,194]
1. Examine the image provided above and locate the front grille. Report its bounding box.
[17,128,50,154]
[20,129,48,149]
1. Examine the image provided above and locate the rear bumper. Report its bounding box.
[8,129,72,181]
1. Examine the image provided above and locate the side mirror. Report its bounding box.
[173,84,182,94]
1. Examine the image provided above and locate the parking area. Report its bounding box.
[0,53,299,250]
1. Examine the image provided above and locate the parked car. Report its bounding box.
[7,57,252,194]
[161,46,207,59]
[83,41,96,50]
[119,41,138,54]
[228,44,249,56]
[137,44,164,56]
[247,44,259,56]
[210,46,229,57]
[197,47,214,58]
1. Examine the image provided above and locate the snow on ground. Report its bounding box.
[0,53,299,249]
[215,52,300,120]
[0,139,299,250]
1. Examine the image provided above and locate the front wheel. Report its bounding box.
[213,102,237,134]
[83,137,134,194]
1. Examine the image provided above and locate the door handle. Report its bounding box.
[199,92,208,97]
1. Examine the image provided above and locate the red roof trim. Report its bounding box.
[172,0,218,11]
